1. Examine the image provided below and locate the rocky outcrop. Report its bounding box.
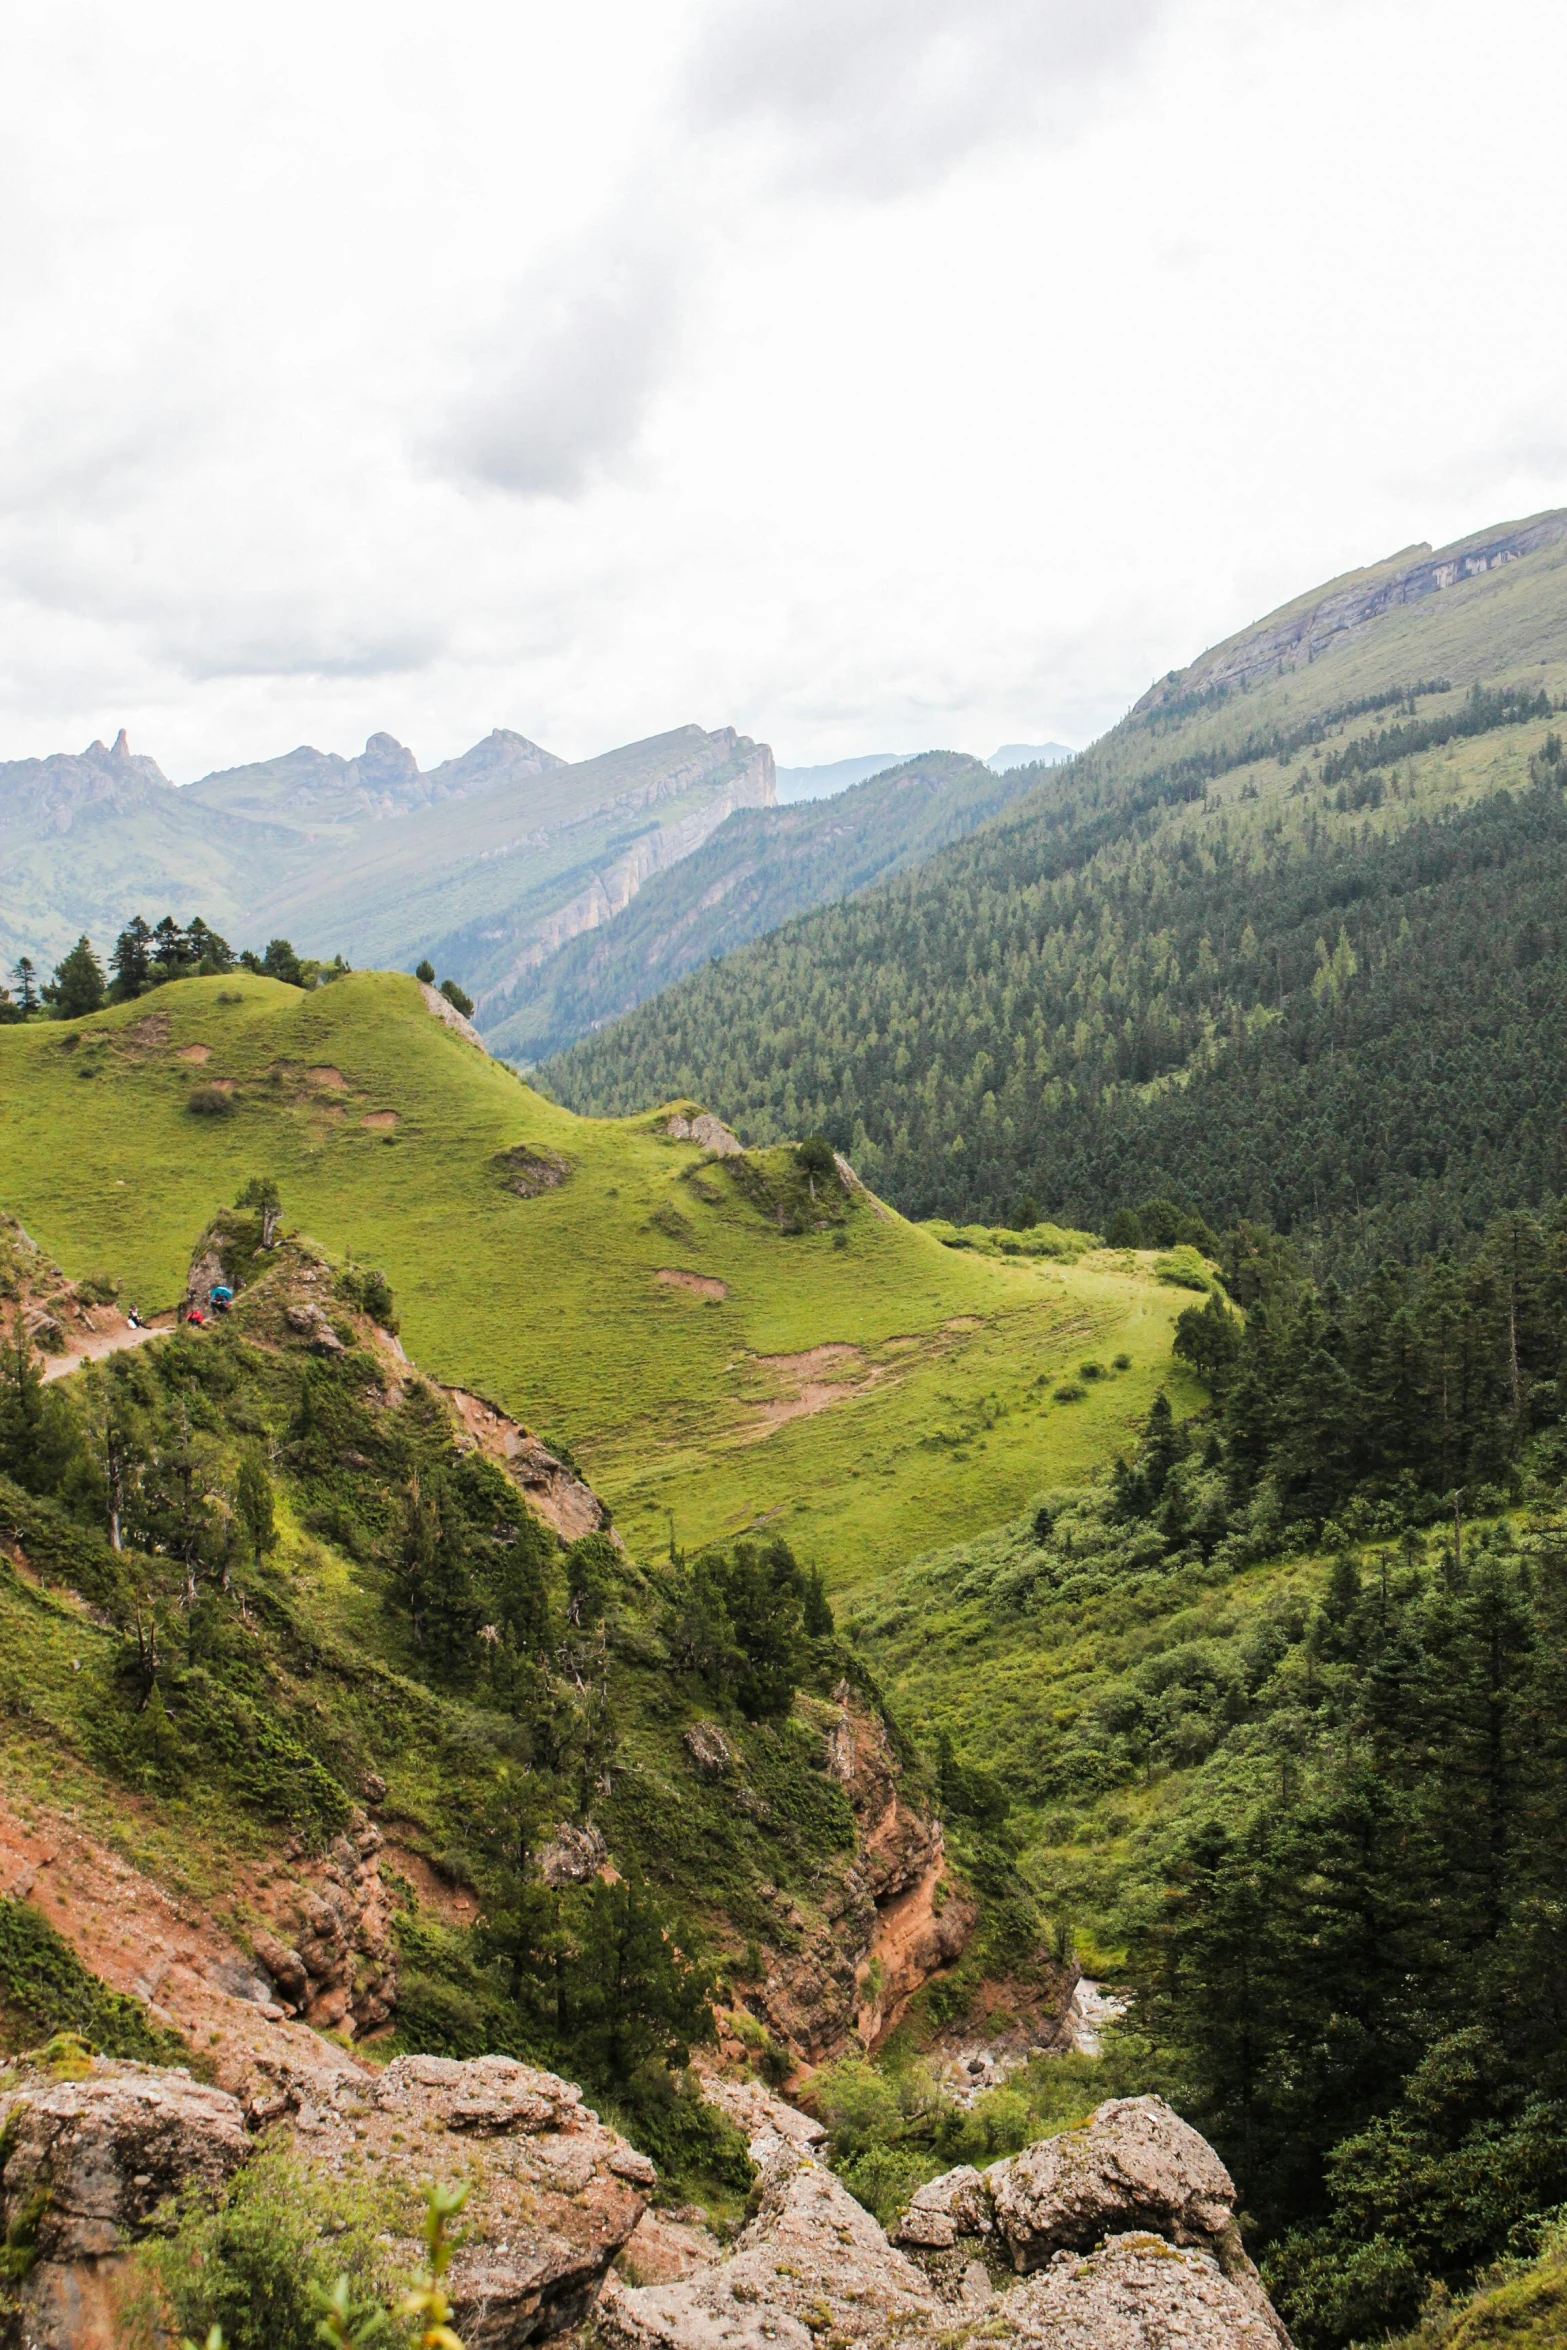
[252,1812,397,2035]
[728,1689,976,2062]
[420,976,487,1049]
[895,2097,1289,2344]
[1004,2232,1286,2350]
[665,1112,743,1158]
[0,2050,653,2350]
[0,2058,250,2348]
[344,2055,654,2345]
[603,2098,1293,2350]
[600,2148,942,2350]
[445,1386,613,1543]
[1136,509,1567,712]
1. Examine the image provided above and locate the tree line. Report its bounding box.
[2,913,346,1022]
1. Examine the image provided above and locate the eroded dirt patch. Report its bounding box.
[494,1144,573,1197]
[738,1343,885,1440]
[361,1110,399,1129]
[656,1268,728,1301]
[176,1043,212,1064]
[121,1011,171,1056]
[305,1064,349,1090]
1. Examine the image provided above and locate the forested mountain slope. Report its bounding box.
[546,511,1567,1272]
[484,752,1039,1063]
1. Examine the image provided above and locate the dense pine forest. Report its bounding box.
[547,673,1567,1275]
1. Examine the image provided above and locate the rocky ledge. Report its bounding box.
[604,2092,1291,2350]
[0,2052,1287,2350]
[0,2051,654,2350]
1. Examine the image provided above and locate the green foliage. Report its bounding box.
[46,936,106,1018]
[437,978,473,1019]
[141,2144,406,2350]
[486,753,1036,1061]
[0,1895,187,2061]
[812,2043,1165,2224]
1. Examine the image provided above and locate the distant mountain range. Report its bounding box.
[0,720,774,1016]
[985,741,1075,772]
[1,714,1048,1059]
[775,741,1075,800]
[546,506,1567,1271]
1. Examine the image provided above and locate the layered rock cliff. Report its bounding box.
[1135,507,1567,712]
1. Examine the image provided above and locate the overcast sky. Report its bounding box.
[3,0,1565,780]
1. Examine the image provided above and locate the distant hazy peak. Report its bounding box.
[1138,506,1567,713]
[0,728,174,826]
[423,728,567,793]
[985,742,1075,773]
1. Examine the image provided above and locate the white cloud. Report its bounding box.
[681,0,1169,197]
[435,226,688,498]
[0,0,1563,784]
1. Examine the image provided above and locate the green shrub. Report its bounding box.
[139,2143,407,2350]
[1053,1382,1086,1403]
[187,1085,235,1117]
[0,1897,186,2063]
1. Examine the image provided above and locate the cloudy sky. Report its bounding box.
[3,0,1565,779]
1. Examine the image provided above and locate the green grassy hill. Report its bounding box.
[545,513,1567,1269]
[0,971,1197,1580]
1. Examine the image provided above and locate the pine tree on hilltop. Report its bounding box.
[45,936,106,1019]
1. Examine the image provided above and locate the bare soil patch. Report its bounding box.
[176,1043,212,1064]
[381,1844,479,1926]
[305,1064,348,1090]
[121,1011,171,1056]
[656,1268,728,1301]
[738,1343,884,1441]
[494,1143,572,1197]
[361,1110,399,1129]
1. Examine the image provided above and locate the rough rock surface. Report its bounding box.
[600,2150,942,2350]
[1135,510,1567,711]
[253,1810,398,2036]
[665,1111,743,1157]
[896,2098,1289,2343]
[726,1687,977,2062]
[694,2067,826,2165]
[337,2055,655,2347]
[0,2058,250,2350]
[986,2096,1241,2268]
[1003,2232,1286,2350]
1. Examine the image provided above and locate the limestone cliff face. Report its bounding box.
[476,730,776,1008]
[1136,508,1567,713]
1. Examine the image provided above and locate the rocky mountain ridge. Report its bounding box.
[1136,505,1567,711]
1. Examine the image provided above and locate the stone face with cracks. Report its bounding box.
[1003,2233,1288,2350]
[599,2150,942,2350]
[986,2096,1240,2268]
[0,2061,249,2263]
[895,2096,1290,2345]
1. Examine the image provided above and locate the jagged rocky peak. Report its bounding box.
[1137,505,1567,712]
[0,726,176,824]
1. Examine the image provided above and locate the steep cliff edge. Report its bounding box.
[1135,508,1567,711]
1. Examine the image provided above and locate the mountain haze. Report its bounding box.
[0,718,774,996]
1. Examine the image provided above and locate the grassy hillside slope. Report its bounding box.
[0,972,1197,1580]
[545,516,1567,1269]
[482,752,1040,1062]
